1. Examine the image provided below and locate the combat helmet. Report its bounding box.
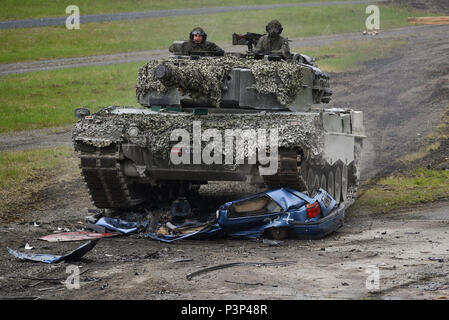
[190,27,207,42]
[265,20,283,35]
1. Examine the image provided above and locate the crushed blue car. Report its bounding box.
[217,187,345,240]
[146,187,345,242]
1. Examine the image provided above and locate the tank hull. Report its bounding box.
[73,107,364,208]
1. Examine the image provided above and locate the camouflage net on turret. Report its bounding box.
[136,55,305,107]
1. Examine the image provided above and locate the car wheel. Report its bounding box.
[269,227,289,240]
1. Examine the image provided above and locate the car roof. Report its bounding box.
[265,188,314,211]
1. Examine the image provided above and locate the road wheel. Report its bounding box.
[341,164,348,202]
[313,173,320,194]
[328,171,335,199]
[320,174,327,191]
[335,165,342,203]
[307,167,314,195]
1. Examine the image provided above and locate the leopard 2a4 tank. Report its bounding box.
[72,39,365,210]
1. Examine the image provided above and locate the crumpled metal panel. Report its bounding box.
[95,217,149,234]
[146,188,343,242]
[7,240,99,264]
[144,223,223,243]
[265,188,309,210]
[218,188,340,239]
[39,231,118,242]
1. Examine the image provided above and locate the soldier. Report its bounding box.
[169,27,224,56]
[255,20,291,59]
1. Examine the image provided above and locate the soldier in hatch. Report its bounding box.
[169,27,224,56]
[255,20,291,59]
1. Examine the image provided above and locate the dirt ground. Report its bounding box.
[329,25,449,178]
[1,3,449,301]
[1,182,449,300]
[390,0,449,14]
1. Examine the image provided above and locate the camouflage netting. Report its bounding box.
[136,56,305,107]
[72,109,325,160]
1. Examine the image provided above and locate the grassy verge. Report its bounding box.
[0,62,141,132]
[294,38,408,72]
[0,146,79,222]
[399,110,449,163]
[0,4,436,63]
[351,107,449,216]
[1,0,356,21]
[350,169,449,215]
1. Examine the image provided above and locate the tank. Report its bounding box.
[72,38,365,210]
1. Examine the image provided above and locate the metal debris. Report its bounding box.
[169,258,193,263]
[224,280,264,286]
[39,231,118,242]
[7,240,99,264]
[145,222,223,243]
[186,260,296,280]
[262,239,285,246]
[95,217,149,234]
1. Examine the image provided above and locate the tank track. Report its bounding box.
[264,148,361,206]
[262,149,307,191]
[75,142,144,209]
[75,143,361,209]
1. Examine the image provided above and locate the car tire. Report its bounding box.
[269,227,289,240]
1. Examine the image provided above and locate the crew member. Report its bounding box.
[255,20,291,59]
[169,27,224,56]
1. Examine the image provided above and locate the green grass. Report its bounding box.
[1,0,356,21]
[350,168,449,215]
[0,146,73,189]
[294,39,408,72]
[0,146,77,220]
[0,62,141,132]
[351,106,449,216]
[399,110,449,163]
[0,4,436,64]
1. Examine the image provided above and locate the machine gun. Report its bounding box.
[232,32,264,51]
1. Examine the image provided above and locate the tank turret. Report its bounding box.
[137,54,332,112]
